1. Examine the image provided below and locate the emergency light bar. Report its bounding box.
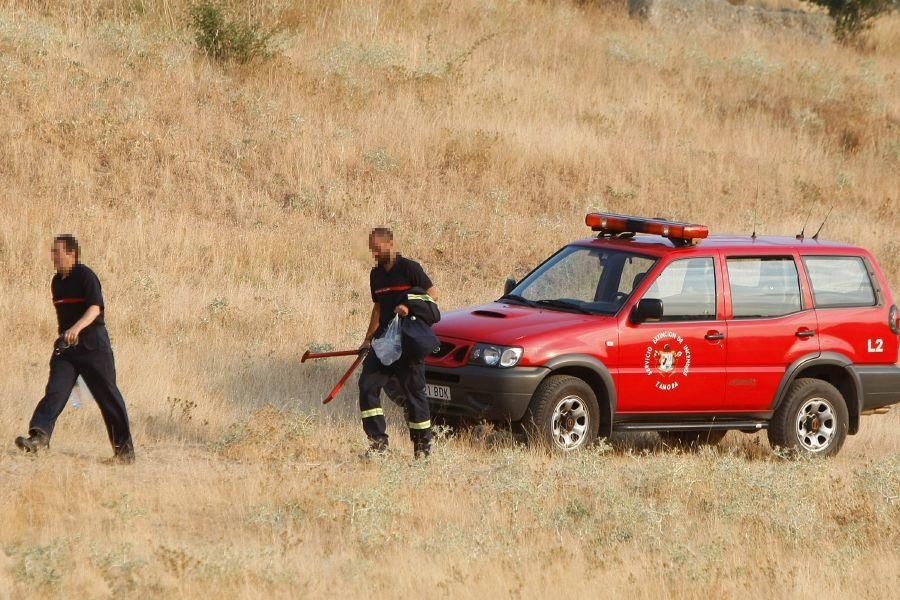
[585,213,709,245]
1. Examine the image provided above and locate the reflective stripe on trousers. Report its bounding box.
[358,352,431,445]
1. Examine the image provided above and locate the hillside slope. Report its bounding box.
[0,1,898,597]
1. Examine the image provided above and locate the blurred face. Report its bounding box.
[51,240,77,275]
[368,234,394,266]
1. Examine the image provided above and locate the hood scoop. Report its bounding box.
[472,309,507,319]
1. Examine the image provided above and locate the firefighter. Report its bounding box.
[359,227,438,458]
[14,235,135,463]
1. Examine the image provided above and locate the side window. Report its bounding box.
[644,257,717,321]
[616,255,656,296]
[727,257,802,318]
[803,256,876,308]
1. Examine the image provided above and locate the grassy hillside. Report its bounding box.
[0,1,898,597]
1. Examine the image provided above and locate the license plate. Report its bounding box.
[426,384,452,402]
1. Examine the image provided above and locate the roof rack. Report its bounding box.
[585,213,709,247]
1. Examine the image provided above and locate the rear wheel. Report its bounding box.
[658,430,727,447]
[521,375,600,451]
[767,378,848,457]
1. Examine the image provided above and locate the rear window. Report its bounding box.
[803,256,876,308]
[727,257,802,318]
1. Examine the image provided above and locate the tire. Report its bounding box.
[767,378,849,457]
[521,375,600,451]
[659,430,727,447]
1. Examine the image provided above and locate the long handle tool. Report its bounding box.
[301,349,362,363]
[322,349,369,405]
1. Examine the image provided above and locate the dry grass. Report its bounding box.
[728,0,818,11]
[863,11,900,55]
[0,1,898,597]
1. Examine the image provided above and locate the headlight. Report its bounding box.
[469,343,523,368]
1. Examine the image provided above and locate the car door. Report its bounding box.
[723,252,819,411]
[617,255,727,413]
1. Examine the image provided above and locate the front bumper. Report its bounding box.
[424,364,549,421]
[855,365,900,411]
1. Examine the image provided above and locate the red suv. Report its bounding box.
[425,214,900,456]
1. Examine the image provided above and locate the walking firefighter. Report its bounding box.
[15,235,135,463]
[359,227,440,458]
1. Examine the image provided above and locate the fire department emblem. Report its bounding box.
[654,344,682,375]
[644,331,692,392]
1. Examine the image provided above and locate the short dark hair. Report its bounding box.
[54,234,80,260]
[369,227,394,241]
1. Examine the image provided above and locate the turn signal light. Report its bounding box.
[585,213,709,243]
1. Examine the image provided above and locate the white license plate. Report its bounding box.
[426,384,452,402]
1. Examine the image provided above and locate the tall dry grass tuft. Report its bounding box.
[0,1,898,597]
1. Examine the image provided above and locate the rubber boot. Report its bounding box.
[15,431,50,454]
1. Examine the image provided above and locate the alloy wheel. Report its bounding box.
[551,395,589,451]
[795,397,837,452]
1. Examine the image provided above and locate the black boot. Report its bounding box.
[104,452,135,465]
[108,441,136,465]
[414,441,430,460]
[362,436,389,459]
[15,431,50,454]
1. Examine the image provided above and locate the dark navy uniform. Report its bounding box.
[28,263,134,457]
[359,255,434,453]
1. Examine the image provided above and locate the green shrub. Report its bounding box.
[188,2,274,64]
[805,0,898,41]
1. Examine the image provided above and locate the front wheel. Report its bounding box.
[521,375,600,451]
[767,378,849,457]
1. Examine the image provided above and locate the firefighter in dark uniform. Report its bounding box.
[15,235,135,463]
[359,228,438,458]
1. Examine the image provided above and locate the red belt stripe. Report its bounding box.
[373,285,411,295]
[53,298,86,305]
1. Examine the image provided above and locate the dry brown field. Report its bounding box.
[0,1,898,597]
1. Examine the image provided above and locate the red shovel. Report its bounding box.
[301,348,369,405]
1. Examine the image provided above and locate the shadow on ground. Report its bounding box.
[225,355,365,421]
[436,422,774,459]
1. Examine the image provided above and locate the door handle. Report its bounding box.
[705,331,725,341]
[795,329,815,339]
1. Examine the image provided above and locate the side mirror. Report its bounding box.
[631,298,663,323]
[504,277,517,296]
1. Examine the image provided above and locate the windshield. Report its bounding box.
[504,246,657,315]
